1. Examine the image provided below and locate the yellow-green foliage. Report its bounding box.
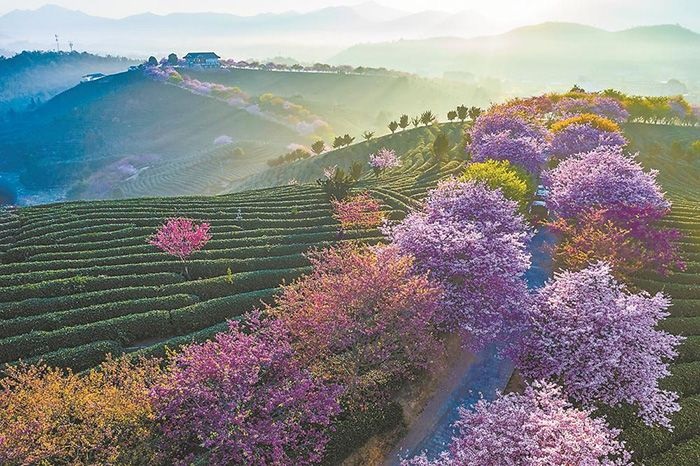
[551,113,621,133]
[460,160,533,209]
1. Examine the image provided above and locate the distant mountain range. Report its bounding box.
[0,4,517,60]
[331,22,700,98]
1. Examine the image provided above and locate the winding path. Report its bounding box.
[385,227,556,464]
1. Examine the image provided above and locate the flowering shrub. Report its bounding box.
[151,314,341,466]
[520,262,682,428]
[332,192,385,231]
[403,381,631,466]
[550,113,622,133]
[269,244,443,406]
[543,146,669,218]
[549,206,685,280]
[468,112,551,174]
[385,179,532,351]
[369,147,401,175]
[0,357,163,465]
[459,159,534,210]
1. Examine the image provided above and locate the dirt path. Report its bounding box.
[384,227,555,464]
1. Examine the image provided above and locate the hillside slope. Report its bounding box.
[611,123,700,465]
[0,71,297,204]
[0,133,464,373]
[0,51,138,114]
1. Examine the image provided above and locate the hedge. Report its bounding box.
[0,272,184,302]
[2,340,124,374]
[676,336,700,363]
[622,396,700,459]
[659,317,700,336]
[0,294,198,339]
[660,361,700,397]
[645,435,700,466]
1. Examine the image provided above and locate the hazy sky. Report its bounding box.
[0,0,698,30]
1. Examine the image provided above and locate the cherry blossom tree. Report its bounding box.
[369,147,401,176]
[403,382,632,466]
[542,146,669,219]
[268,244,443,406]
[548,205,685,280]
[149,217,211,279]
[151,314,341,466]
[519,262,683,428]
[550,123,628,159]
[468,111,551,174]
[332,192,385,232]
[385,179,532,351]
[553,95,630,123]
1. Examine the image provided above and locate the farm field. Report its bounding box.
[0,133,464,373]
[613,123,700,465]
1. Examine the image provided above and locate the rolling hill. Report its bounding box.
[0,67,497,205]
[0,51,138,114]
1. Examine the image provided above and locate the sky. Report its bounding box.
[0,0,698,31]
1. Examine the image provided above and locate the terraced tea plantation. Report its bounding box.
[616,123,700,465]
[0,146,464,373]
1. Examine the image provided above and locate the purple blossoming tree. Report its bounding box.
[385,179,532,351]
[519,262,683,428]
[468,112,551,174]
[403,381,632,466]
[550,123,628,159]
[151,314,342,466]
[542,146,669,218]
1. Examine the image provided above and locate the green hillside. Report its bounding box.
[611,123,700,465]
[232,122,466,191]
[0,132,464,373]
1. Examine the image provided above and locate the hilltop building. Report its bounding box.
[184,52,221,69]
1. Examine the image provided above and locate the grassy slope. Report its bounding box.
[184,69,497,134]
[611,123,700,465]
[231,122,466,191]
[0,71,296,201]
[0,127,465,373]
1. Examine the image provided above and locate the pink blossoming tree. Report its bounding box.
[369,148,401,176]
[519,262,683,428]
[404,382,631,466]
[151,314,342,466]
[149,217,211,279]
[385,179,532,351]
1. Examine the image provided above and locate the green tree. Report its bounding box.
[456,105,469,122]
[333,136,345,149]
[398,114,409,131]
[311,140,325,155]
[468,106,482,121]
[388,121,399,134]
[342,134,355,147]
[411,116,421,128]
[167,53,178,66]
[362,131,375,141]
[420,110,436,126]
[432,132,450,161]
[447,110,457,122]
[147,56,158,66]
[459,160,534,210]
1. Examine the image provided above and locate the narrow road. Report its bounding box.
[385,227,555,464]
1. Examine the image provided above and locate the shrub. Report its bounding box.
[332,193,385,231]
[459,160,533,210]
